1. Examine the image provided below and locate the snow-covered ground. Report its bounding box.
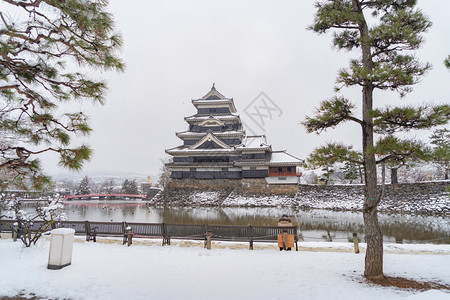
[1,237,449,300]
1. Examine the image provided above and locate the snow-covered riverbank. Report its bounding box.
[151,181,449,215]
[0,237,449,300]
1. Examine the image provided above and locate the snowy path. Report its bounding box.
[0,238,449,300]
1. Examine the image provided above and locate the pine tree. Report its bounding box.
[76,176,91,195]
[304,0,449,278]
[121,179,129,193]
[342,161,359,184]
[430,128,450,180]
[375,136,431,184]
[0,0,124,190]
[122,179,139,194]
[306,143,360,185]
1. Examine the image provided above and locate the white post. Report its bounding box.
[12,222,18,242]
[48,228,75,270]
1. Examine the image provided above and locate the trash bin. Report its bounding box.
[48,228,75,270]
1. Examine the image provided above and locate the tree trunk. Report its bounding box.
[353,0,384,278]
[390,168,398,184]
[361,85,383,278]
[363,208,384,277]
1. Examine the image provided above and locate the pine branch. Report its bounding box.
[302,97,361,133]
[307,142,362,168]
[1,0,123,189]
[2,0,43,8]
[372,104,450,133]
[372,136,431,167]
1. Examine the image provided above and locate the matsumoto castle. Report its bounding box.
[165,84,304,184]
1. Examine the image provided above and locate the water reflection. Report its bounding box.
[62,201,151,223]
[13,200,450,244]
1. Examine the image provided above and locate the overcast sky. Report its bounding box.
[42,0,450,180]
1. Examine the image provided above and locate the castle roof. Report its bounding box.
[234,150,304,167]
[235,135,272,152]
[191,84,237,113]
[165,146,238,155]
[268,150,304,166]
[184,114,241,123]
[189,131,231,150]
[176,130,245,139]
[200,83,226,100]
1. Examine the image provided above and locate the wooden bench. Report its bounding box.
[163,223,206,245]
[208,225,298,250]
[84,221,126,242]
[125,222,164,245]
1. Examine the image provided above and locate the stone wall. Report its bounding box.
[151,178,298,206]
[152,179,238,206]
[295,181,449,214]
[383,181,448,201]
[150,179,449,214]
[145,188,160,199]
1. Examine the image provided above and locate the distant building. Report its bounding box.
[165,85,303,184]
[140,182,153,194]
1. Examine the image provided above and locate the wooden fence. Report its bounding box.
[0,220,299,250]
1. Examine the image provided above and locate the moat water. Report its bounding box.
[17,200,450,244]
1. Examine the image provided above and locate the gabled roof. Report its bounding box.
[201,83,225,100]
[190,131,231,150]
[268,150,304,166]
[198,116,225,127]
[191,84,237,113]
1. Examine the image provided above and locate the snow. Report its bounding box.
[0,237,449,300]
[177,130,244,136]
[222,194,296,206]
[185,114,240,121]
[192,98,233,104]
[167,147,236,152]
[270,150,303,164]
[190,191,222,205]
[51,228,75,235]
[408,290,450,300]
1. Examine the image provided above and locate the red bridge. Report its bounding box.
[65,194,146,200]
